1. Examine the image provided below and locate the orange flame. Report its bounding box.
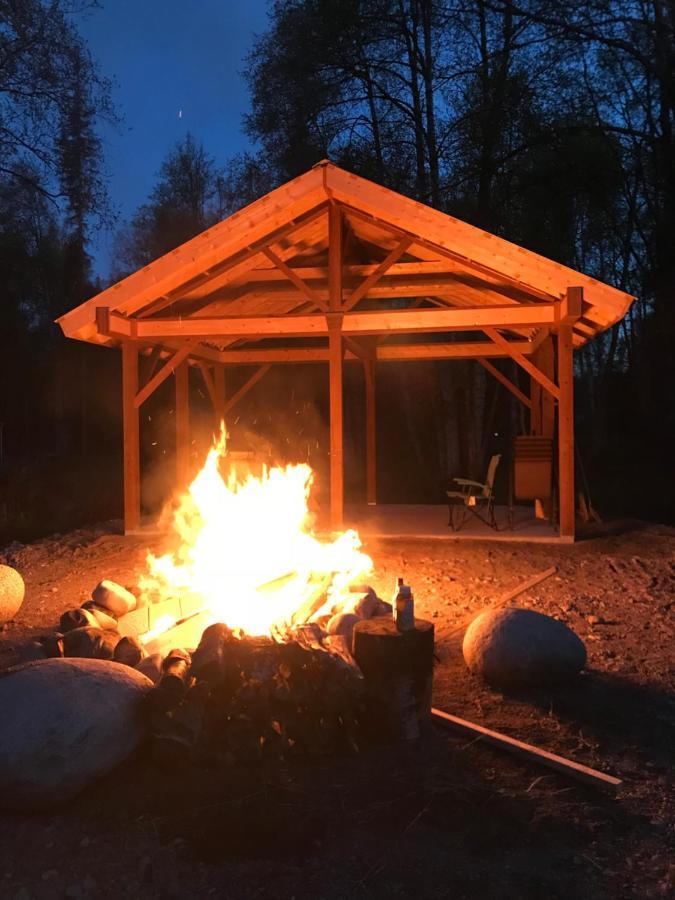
[139,429,372,636]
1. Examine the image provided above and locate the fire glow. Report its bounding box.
[139,431,373,636]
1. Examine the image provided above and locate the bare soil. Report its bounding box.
[0,521,673,899]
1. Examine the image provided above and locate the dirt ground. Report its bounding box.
[0,520,674,899]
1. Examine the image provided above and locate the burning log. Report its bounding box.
[154,649,192,706]
[190,623,232,684]
[352,618,434,741]
[62,627,120,661]
[113,636,144,667]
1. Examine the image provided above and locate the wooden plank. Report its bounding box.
[484,327,560,400]
[559,286,583,323]
[222,365,271,417]
[343,236,412,310]
[126,305,556,340]
[133,339,199,408]
[477,357,532,409]
[431,707,622,792]
[364,358,376,505]
[261,246,328,311]
[558,319,575,539]
[328,202,344,530]
[121,342,141,533]
[175,360,190,488]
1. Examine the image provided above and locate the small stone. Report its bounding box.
[91,580,136,616]
[0,565,25,624]
[62,627,119,660]
[136,653,163,684]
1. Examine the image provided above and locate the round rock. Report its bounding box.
[91,580,136,617]
[0,658,152,810]
[0,565,25,624]
[463,607,586,687]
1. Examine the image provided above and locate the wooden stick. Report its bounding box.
[446,566,557,638]
[431,707,622,792]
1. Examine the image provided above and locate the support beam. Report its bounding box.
[121,342,141,533]
[199,363,218,412]
[134,339,199,408]
[328,202,344,529]
[476,357,532,409]
[484,327,560,400]
[364,358,376,504]
[222,365,271,417]
[175,361,190,488]
[115,305,555,341]
[558,322,575,540]
[343,237,412,311]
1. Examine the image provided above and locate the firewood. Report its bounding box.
[113,635,144,667]
[155,648,192,704]
[62,627,120,660]
[190,622,232,683]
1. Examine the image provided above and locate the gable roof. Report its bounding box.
[57,160,634,356]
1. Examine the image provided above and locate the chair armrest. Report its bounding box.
[453,478,486,490]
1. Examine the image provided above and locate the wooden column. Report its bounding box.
[121,342,140,533]
[557,324,575,540]
[328,202,344,530]
[364,358,376,505]
[214,365,225,431]
[531,335,555,519]
[175,360,190,488]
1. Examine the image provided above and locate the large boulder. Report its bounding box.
[0,564,25,624]
[0,658,152,810]
[463,607,586,688]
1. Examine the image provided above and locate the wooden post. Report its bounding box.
[214,365,225,432]
[364,358,376,505]
[121,342,141,533]
[557,323,575,539]
[175,360,190,488]
[328,203,344,530]
[531,335,555,519]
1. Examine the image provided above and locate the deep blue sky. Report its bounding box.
[76,0,269,278]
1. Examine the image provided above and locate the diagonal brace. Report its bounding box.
[222,365,272,417]
[483,327,560,400]
[343,237,413,311]
[476,357,532,409]
[262,246,328,311]
[134,339,199,408]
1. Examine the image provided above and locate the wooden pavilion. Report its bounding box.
[57,161,634,541]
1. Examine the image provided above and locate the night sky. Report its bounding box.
[76,0,269,278]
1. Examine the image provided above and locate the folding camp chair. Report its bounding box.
[447,454,501,531]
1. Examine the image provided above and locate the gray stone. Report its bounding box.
[0,658,152,809]
[463,607,586,687]
[114,636,144,667]
[91,580,136,616]
[0,565,25,624]
[353,590,380,619]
